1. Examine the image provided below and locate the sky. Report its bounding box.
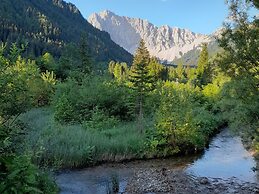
[64,0,255,34]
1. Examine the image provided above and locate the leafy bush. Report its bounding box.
[53,76,133,124]
[0,125,58,194]
[0,47,58,194]
[82,107,119,130]
[54,94,77,123]
[29,71,57,107]
[146,82,219,156]
[0,153,57,194]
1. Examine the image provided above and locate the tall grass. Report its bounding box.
[18,108,147,168]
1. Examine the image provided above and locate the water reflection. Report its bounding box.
[56,129,258,194]
[185,130,258,183]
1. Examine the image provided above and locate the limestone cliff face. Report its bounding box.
[88,10,216,63]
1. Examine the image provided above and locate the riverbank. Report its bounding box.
[18,107,219,169]
[126,168,259,194]
[56,129,258,193]
[18,108,147,169]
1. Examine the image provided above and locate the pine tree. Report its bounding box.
[79,34,92,75]
[129,39,153,132]
[196,43,209,86]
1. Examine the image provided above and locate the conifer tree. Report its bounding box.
[79,34,92,75]
[196,43,209,86]
[129,39,153,132]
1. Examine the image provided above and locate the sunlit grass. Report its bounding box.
[19,108,147,168]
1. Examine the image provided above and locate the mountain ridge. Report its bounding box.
[0,0,132,63]
[88,10,219,65]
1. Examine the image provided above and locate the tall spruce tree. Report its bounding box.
[79,34,92,75]
[129,39,153,132]
[196,43,209,86]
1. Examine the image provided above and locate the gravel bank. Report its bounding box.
[126,168,259,194]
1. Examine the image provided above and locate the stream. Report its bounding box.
[56,129,258,194]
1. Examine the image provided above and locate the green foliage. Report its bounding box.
[37,53,56,72]
[202,72,230,100]
[168,67,177,81]
[215,0,259,152]
[41,70,57,85]
[218,78,259,133]
[186,66,197,83]
[27,70,57,107]
[53,76,133,123]
[79,34,92,75]
[0,153,57,194]
[56,43,80,79]
[54,94,76,123]
[19,108,146,168]
[147,57,164,81]
[0,55,37,120]
[108,61,129,82]
[82,107,119,130]
[218,1,258,79]
[129,39,154,94]
[175,61,185,82]
[196,43,212,87]
[197,44,209,75]
[8,43,28,63]
[248,0,259,8]
[0,0,132,63]
[0,124,57,194]
[146,82,220,156]
[129,40,155,131]
[0,45,57,194]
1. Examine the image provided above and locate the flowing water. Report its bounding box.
[56,129,258,194]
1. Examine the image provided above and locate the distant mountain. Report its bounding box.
[88,10,219,66]
[0,0,132,63]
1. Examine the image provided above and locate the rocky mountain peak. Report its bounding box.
[88,10,217,64]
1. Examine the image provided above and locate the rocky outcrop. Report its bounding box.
[88,10,218,64]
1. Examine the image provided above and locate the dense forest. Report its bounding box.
[0,0,132,63]
[0,0,258,193]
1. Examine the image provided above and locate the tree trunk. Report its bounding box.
[138,93,144,133]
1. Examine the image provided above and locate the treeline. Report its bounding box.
[108,43,210,86]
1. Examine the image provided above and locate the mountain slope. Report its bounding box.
[88,10,218,65]
[0,0,132,63]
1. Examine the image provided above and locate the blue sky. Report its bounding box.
[64,0,254,34]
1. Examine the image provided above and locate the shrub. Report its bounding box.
[82,107,119,130]
[53,76,133,124]
[146,82,219,156]
[0,125,58,194]
[0,154,58,194]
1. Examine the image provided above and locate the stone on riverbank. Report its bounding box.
[126,168,259,194]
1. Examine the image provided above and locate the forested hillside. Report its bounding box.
[0,0,132,63]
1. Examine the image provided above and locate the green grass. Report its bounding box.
[18,108,147,169]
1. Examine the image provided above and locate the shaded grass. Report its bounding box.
[18,108,147,168]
